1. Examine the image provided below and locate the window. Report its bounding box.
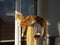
[21,0,35,16]
[0,0,15,45]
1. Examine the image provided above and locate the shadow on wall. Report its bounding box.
[48,13,60,45]
[48,0,60,45]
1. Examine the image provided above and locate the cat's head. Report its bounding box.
[15,13,24,20]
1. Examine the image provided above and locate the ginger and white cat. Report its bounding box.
[15,14,47,38]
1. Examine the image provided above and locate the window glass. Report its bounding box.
[21,0,34,16]
[0,0,15,40]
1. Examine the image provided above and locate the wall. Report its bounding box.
[48,0,60,37]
